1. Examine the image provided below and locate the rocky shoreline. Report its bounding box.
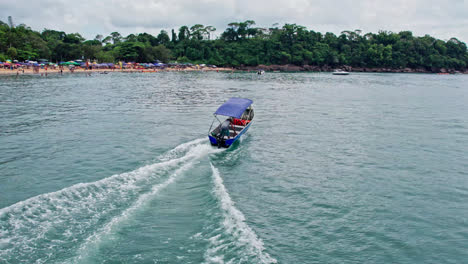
[237,64,468,74]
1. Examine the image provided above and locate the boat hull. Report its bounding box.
[209,121,252,148]
[332,72,349,75]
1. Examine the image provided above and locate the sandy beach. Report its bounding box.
[0,66,234,76]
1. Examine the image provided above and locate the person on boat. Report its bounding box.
[220,119,231,138]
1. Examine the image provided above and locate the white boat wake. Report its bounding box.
[0,138,275,264]
[0,138,219,264]
[203,164,277,264]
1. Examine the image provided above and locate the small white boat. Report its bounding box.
[332,69,349,75]
[257,70,265,75]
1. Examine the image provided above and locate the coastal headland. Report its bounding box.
[2,20,468,76]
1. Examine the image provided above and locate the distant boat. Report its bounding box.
[257,70,265,75]
[332,69,349,75]
[208,98,254,148]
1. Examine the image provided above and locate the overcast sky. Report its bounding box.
[1,0,467,43]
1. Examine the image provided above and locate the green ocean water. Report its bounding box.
[1,72,468,263]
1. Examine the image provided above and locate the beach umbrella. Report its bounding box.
[66,61,80,66]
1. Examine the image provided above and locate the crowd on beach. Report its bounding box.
[0,59,227,76]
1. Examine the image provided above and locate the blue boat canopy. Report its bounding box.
[214,97,253,118]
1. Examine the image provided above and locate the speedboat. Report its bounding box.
[208,97,254,148]
[332,69,349,75]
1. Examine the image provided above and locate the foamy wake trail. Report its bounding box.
[0,138,218,264]
[204,164,277,264]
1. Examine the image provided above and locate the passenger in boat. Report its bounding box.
[220,119,231,138]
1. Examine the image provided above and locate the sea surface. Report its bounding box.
[1,71,468,263]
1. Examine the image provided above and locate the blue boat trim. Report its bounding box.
[209,121,252,147]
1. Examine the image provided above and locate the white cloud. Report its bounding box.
[0,0,467,43]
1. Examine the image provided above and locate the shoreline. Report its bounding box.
[236,64,468,74]
[0,67,234,76]
[237,64,468,74]
[1,65,467,76]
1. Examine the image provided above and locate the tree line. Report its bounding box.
[1,19,467,70]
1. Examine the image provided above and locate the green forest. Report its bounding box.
[1,19,467,70]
